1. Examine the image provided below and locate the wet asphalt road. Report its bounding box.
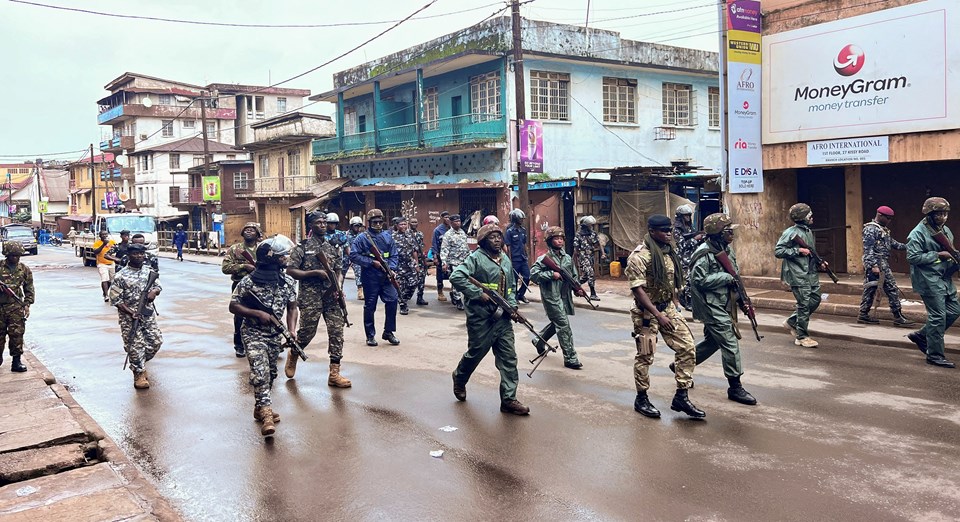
[22,245,960,521]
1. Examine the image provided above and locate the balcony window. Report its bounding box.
[255,96,265,119]
[662,82,696,127]
[602,77,637,124]
[343,109,357,135]
[234,171,250,190]
[170,153,180,169]
[258,155,269,177]
[708,86,720,128]
[184,120,196,129]
[277,97,287,113]
[530,71,569,121]
[159,94,173,105]
[287,149,301,177]
[470,71,501,122]
[161,120,174,138]
[423,87,439,130]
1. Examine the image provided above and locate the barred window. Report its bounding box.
[423,87,439,130]
[287,149,302,177]
[234,171,250,190]
[708,87,720,128]
[530,71,570,121]
[662,83,697,126]
[161,120,174,138]
[602,77,637,123]
[470,71,501,122]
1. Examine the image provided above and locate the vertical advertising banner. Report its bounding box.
[519,119,544,173]
[726,0,764,194]
[202,175,221,202]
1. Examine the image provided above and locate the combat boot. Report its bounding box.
[452,372,466,401]
[328,363,352,388]
[633,391,661,418]
[857,314,880,325]
[133,371,149,389]
[908,330,927,354]
[726,376,757,406]
[437,289,447,302]
[357,287,364,301]
[10,355,27,373]
[589,283,600,301]
[284,350,298,378]
[253,405,280,423]
[381,332,400,345]
[416,294,428,306]
[258,407,276,436]
[670,388,706,419]
[531,338,545,356]
[500,399,530,415]
[399,302,409,315]
[893,312,916,328]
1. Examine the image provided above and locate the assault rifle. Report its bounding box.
[540,254,598,310]
[714,251,762,342]
[124,269,159,370]
[791,234,839,284]
[466,276,558,378]
[0,280,25,308]
[315,248,352,328]
[931,230,960,272]
[242,291,308,362]
[364,232,401,291]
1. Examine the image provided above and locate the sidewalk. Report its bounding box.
[0,353,181,521]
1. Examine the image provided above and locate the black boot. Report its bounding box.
[399,302,409,315]
[589,283,600,301]
[11,355,27,373]
[893,311,916,328]
[857,313,879,324]
[381,332,400,345]
[907,330,927,354]
[726,376,757,405]
[670,388,706,419]
[416,294,428,306]
[633,391,660,418]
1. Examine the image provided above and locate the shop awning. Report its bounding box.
[288,197,324,211]
[70,188,92,195]
[288,178,351,210]
[158,212,189,222]
[59,214,93,223]
[342,181,507,192]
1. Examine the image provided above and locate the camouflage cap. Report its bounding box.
[703,213,737,235]
[789,203,812,222]
[476,223,503,243]
[922,197,950,215]
[2,242,24,256]
[545,226,565,241]
[242,221,263,237]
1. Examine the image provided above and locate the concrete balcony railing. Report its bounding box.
[98,104,237,125]
[247,176,318,196]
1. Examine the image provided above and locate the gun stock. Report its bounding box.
[931,230,960,265]
[365,233,401,291]
[315,248,352,327]
[791,234,839,284]
[0,281,25,308]
[714,251,762,342]
[540,254,598,310]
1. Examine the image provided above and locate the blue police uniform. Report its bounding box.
[349,231,400,339]
[506,223,530,301]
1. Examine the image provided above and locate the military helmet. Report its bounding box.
[579,215,597,226]
[788,203,812,222]
[509,208,525,221]
[366,209,384,221]
[325,212,340,224]
[176,223,184,229]
[545,226,565,241]
[2,242,24,256]
[676,204,694,216]
[242,221,264,237]
[476,223,503,243]
[349,216,363,226]
[306,210,327,225]
[922,197,950,215]
[256,234,295,260]
[703,213,736,235]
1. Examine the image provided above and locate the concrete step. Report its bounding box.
[741,273,923,301]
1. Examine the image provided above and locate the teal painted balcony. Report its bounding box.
[312,114,505,161]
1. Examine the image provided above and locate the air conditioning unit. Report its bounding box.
[139,134,148,140]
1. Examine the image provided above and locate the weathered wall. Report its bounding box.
[764,130,960,170]
[763,0,919,33]
[728,169,798,277]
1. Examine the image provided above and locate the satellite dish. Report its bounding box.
[142,97,153,108]
[115,155,127,165]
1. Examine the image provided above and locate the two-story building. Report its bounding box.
[63,154,122,229]
[311,17,720,239]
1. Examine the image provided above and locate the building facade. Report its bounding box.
[65,154,123,224]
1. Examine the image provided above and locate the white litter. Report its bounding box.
[438,425,458,432]
[821,293,829,301]
[430,450,444,458]
[16,486,38,497]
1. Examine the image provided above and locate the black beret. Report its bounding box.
[648,214,672,228]
[449,214,461,221]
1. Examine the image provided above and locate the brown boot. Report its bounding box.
[258,407,276,436]
[133,371,150,389]
[328,363,352,388]
[437,289,448,302]
[284,350,298,378]
[357,287,365,301]
[253,405,280,423]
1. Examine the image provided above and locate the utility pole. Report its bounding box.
[34,158,44,228]
[90,143,97,229]
[511,0,533,257]
[199,91,213,239]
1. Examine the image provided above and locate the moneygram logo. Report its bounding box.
[834,44,865,76]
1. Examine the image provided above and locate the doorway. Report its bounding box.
[797,167,847,273]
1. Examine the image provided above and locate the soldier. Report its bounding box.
[285,212,351,387]
[409,218,429,306]
[222,222,262,357]
[673,205,704,310]
[441,214,469,311]
[0,242,33,372]
[349,209,400,347]
[687,213,757,405]
[109,243,161,389]
[574,215,607,301]
[858,206,914,327]
[626,214,705,420]
[107,230,131,266]
[431,211,451,302]
[775,203,826,348]
[346,216,365,301]
[505,209,530,304]
[530,226,583,369]
[905,197,958,368]
[130,234,159,271]
[392,217,420,315]
[92,230,116,302]
[229,235,299,437]
[450,224,530,415]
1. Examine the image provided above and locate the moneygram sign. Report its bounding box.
[762,0,959,144]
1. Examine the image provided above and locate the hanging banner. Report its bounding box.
[726,0,764,194]
[202,175,221,202]
[519,119,543,173]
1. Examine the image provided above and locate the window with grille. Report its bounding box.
[662,83,697,126]
[170,153,180,169]
[602,77,637,123]
[234,171,250,190]
[376,191,402,222]
[458,189,497,226]
[259,155,269,177]
[287,149,301,177]
[708,87,720,128]
[470,71,501,122]
[423,87,439,130]
[161,120,174,138]
[530,71,570,121]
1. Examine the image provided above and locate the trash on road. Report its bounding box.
[429,450,444,458]
[16,486,38,497]
[438,425,458,432]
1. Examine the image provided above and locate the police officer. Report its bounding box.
[110,243,161,389]
[432,211,451,302]
[0,242,34,372]
[346,216,365,300]
[222,222,262,357]
[775,203,826,348]
[349,209,400,347]
[626,214,704,420]
[409,218,429,306]
[574,215,606,301]
[673,205,704,310]
[530,226,583,369]
[286,211,352,387]
[450,224,529,415]
[858,206,914,327]
[687,213,756,405]
[905,197,957,368]
[505,209,530,304]
[441,214,469,311]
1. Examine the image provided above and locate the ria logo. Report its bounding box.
[734,139,748,150]
[834,44,865,76]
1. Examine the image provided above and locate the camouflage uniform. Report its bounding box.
[290,237,346,363]
[109,265,163,374]
[859,220,906,316]
[573,229,603,286]
[625,242,695,392]
[0,258,35,359]
[231,275,297,408]
[410,229,428,300]
[393,229,420,304]
[673,217,702,310]
[440,228,469,306]
[222,241,257,353]
[324,229,350,278]
[346,229,363,291]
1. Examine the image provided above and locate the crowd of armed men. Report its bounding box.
[1,196,957,437]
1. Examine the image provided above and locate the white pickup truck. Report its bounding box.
[75,214,159,266]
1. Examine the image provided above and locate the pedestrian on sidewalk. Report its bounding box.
[93,230,116,302]
[173,224,188,261]
[574,215,607,301]
[775,203,826,348]
[673,204,704,311]
[222,222,262,358]
[687,213,756,405]
[905,197,958,369]
[858,206,914,327]
[530,226,583,370]
[109,244,162,389]
[626,214,705,420]
[285,212,351,388]
[441,215,469,311]
[505,209,531,304]
[229,236,298,437]
[350,209,400,347]
[346,217,365,301]
[450,224,529,415]
[409,218,429,306]
[0,242,33,372]
[432,211,451,302]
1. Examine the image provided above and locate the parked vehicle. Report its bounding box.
[75,214,159,266]
[1,225,39,256]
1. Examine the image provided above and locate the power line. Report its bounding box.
[591,2,719,24]
[569,94,663,166]
[0,148,87,158]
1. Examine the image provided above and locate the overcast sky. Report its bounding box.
[0,0,720,162]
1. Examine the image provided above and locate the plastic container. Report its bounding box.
[609,261,622,278]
